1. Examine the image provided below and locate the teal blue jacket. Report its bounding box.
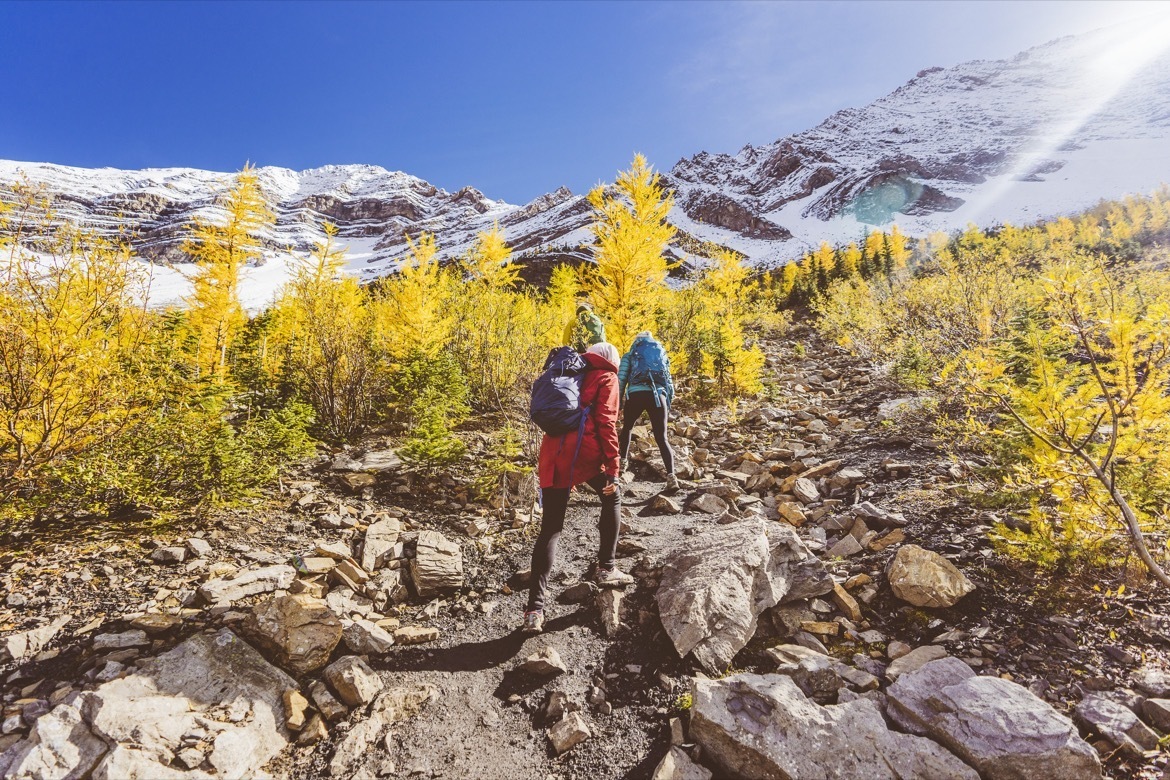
[618,336,675,407]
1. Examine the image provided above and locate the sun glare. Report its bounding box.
[969,11,1170,219]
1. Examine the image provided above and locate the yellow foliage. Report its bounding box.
[182,164,274,381]
[587,154,675,352]
[375,232,457,362]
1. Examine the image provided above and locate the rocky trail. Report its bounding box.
[2,330,1169,779]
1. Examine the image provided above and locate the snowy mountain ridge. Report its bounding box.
[2,21,1169,309]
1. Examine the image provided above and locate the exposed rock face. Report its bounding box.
[656,521,832,673]
[0,629,295,780]
[689,673,978,780]
[241,594,343,676]
[887,658,1101,780]
[887,545,975,608]
[410,531,464,598]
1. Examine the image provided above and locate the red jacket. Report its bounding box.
[538,351,621,489]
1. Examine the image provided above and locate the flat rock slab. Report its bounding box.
[0,614,71,664]
[0,629,295,780]
[657,521,831,673]
[888,658,1101,780]
[197,564,296,606]
[689,672,978,780]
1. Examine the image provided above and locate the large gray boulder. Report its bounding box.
[410,531,464,598]
[242,594,343,675]
[689,673,978,780]
[657,521,831,673]
[0,629,295,780]
[888,658,1101,780]
[1075,694,1160,758]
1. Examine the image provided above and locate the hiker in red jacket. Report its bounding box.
[523,342,633,634]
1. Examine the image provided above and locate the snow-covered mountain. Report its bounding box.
[2,21,1169,309]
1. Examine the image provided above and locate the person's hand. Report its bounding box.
[602,476,618,495]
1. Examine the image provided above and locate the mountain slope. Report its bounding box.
[2,21,1168,308]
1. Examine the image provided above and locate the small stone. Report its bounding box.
[648,495,683,515]
[800,621,839,637]
[827,534,863,558]
[186,537,213,558]
[869,528,906,552]
[130,613,181,635]
[1134,665,1170,698]
[343,618,396,654]
[151,546,187,564]
[792,478,820,504]
[394,625,440,645]
[283,689,310,730]
[519,647,568,676]
[1141,698,1170,732]
[93,630,149,650]
[315,541,352,559]
[324,656,385,707]
[776,502,807,526]
[175,747,206,770]
[598,589,625,637]
[887,645,948,680]
[1075,694,1160,757]
[689,493,730,515]
[297,713,329,745]
[547,712,592,755]
[830,582,863,622]
[309,680,349,722]
[888,640,912,660]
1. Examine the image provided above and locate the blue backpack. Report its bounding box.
[530,347,591,435]
[630,338,669,389]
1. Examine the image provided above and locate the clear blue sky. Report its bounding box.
[0,0,1160,203]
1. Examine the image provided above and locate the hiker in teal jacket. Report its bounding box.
[617,331,678,493]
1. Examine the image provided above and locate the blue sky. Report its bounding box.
[0,0,1162,203]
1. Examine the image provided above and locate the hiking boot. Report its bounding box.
[593,566,634,589]
[664,473,681,495]
[521,610,545,634]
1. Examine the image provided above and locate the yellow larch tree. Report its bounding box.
[182,164,274,381]
[374,232,457,362]
[587,154,676,352]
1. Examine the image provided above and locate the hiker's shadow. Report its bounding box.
[370,610,588,677]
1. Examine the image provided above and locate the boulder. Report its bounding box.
[324,656,384,707]
[518,647,567,676]
[887,545,975,608]
[887,658,1101,780]
[410,531,464,599]
[0,629,295,780]
[648,494,683,515]
[1075,694,1159,758]
[0,614,71,664]
[197,564,296,606]
[656,521,832,674]
[150,546,187,564]
[361,517,402,572]
[242,594,343,676]
[652,746,712,780]
[360,449,403,472]
[547,712,591,755]
[1134,665,1170,697]
[1142,698,1170,732]
[689,493,730,515]
[689,673,978,780]
[342,618,396,655]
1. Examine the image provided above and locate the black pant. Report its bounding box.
[526,474,620,613]
[618,391,674,474]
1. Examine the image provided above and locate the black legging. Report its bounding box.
[618,390,674,474]
[527,473,620,613]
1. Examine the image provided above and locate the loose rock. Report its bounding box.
[242,594,343,675]
[324,656,385,707]
[887,545,975,608]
